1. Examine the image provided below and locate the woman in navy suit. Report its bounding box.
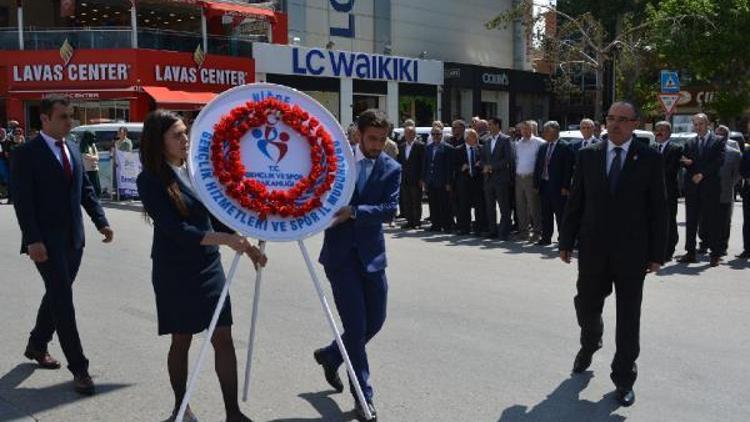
[137,110,266,422]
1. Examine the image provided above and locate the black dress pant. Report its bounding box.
[484,178,511,237]
[29,245,88,374]
[574,267,644,390]
[539,182,567,242]
[666,195,679,258]
[427,186,453,231]
[455,176,486,233]
[743,187,750,252]
[718,202,733,255]
[685,189,720,256]
[401,183,422,227]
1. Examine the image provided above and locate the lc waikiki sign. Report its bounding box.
[253,42,444,85]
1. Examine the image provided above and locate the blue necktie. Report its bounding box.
[357,160,371,193]
[608,147,623,194]
[468,147,475,177]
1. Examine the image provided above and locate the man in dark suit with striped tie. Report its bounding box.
[560,101,666,407]
[677,113,724,266]
[652,121,684,261]
[10,96,114,395]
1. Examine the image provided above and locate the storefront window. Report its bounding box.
[305,91,340,121]
[399,95,436,127]
[60,100,129,127]
[353,95,382,122]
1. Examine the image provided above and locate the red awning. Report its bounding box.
[143,86,216,109]
[200,1,276,22]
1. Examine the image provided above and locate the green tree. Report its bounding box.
[647,0,750,122]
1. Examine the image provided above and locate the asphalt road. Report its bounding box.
[0,201,748,421]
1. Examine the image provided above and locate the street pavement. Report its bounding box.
[0,201,748,422]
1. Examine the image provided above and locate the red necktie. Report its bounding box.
[55,140,73,182]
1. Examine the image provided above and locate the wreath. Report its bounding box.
[210,97,338,221]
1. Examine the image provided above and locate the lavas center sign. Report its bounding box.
[188,83,356,242]
[3,46,253,91]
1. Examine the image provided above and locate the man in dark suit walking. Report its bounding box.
[677,113,724,266]
[560,101,666,407]
[315,109,400,421]
[481,117,514,239]
[10,96,114,395]
[652,121,684,261]
[533,121,573,245]
[571,118,601,154]
[422,122,455,232]
[397,123,424,229]
[453,129,486,235]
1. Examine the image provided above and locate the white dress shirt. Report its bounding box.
[515,136,545,175]
[356,143,375,182]
[656,140,670,154]
[41,131,73,171]
[581,137,598,148]
[606,139,632,173]
[169,161,196,196]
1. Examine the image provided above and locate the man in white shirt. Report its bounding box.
[513,120,545,241]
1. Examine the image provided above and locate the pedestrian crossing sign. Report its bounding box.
[660,70,680,93]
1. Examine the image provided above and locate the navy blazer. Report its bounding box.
[422,141,454,188]
[683,132,724,195]
[534,140,573,195]
[560,139,667,272]
[11,134,108,253]
[137,168,233,264]
[319,153,401,273]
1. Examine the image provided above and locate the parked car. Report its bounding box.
[559,129,655,145]
[392,126,453,143]
[69,122,143,151]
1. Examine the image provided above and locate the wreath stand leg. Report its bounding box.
[297,240,374,421]
[242,241,267,402]
[175,251,243,422]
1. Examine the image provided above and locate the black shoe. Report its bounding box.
[313,349,343,393]
[616,387,636,407]
[454,229,469,235]
[354,399,377,421]
[677,253,697,263]
[710,256,721,267]
[736,251,750,259]
[399,223,414,230]
[535,239,552,246]
[481,231,498,239]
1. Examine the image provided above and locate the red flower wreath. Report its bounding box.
[210,97,338,221]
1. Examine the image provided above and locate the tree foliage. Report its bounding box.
[647,0,750,121]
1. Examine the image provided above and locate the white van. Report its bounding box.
[69,122,143,151]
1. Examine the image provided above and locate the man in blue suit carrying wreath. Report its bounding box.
[315,109,401,421]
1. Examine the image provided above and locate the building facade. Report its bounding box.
[280,0,549,127]
[0,0,286,129]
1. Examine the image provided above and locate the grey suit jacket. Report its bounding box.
[720,146,742,203]
[481,133,513,184]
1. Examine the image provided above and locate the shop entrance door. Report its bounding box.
[353,94,385,121]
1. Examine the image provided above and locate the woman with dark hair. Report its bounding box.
[79,131,101,197]
[136,109,266,422]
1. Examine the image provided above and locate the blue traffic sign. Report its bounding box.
[660,70,680,93]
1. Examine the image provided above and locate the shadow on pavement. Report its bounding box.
[497,373,626,422]
[0,363,131,418]
[268,390,357,422]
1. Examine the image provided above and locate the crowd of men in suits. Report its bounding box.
[392,112,750,267]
